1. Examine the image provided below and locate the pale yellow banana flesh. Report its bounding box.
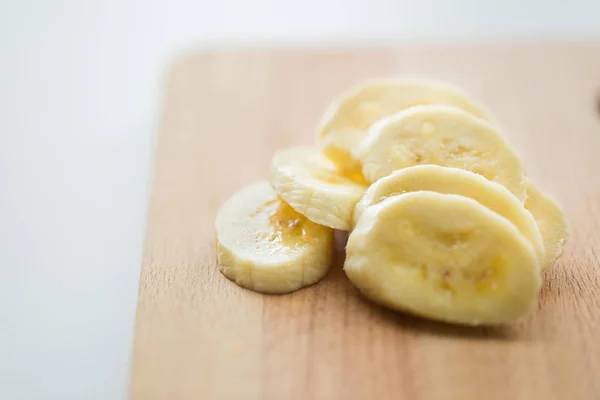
[317,78,493,172]
[345,191,540,326]
[215,181,334,294]
[269,146,367,231]
[214,78,567,326]
[524,181,569,269]
[353,165,544,264]
[358,105,527,201]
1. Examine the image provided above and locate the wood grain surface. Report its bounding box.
[130,46,600,400]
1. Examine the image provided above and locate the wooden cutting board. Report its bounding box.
[130,45,600,400]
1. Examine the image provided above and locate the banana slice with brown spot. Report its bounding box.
[216,181,334,294]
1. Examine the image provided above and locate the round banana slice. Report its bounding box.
[524,181,569,269]
[269,146,367,231]
[353,165,544,264]
[215,181,334,294]
[358,105,527,201]
[317,78,493,172]
[345,191,540,326]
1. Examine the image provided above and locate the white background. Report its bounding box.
[1,1,599,399]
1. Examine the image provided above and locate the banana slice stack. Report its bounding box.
[215,78,569,326]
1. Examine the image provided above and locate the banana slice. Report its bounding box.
[269,146,367,231]
[358,105,527,201]
[525,181,569,269]
[353,165,544,264]
[215,181,334,294]
[317,78,493,172]
[345,191,540,325]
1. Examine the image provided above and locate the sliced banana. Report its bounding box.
[525,181,569,269]
[269,146,367,231]
[353,165,544,264]
[317,78,493,172]
[215,181,334,294]
[358,105,527,201]
[345,191,540,325]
